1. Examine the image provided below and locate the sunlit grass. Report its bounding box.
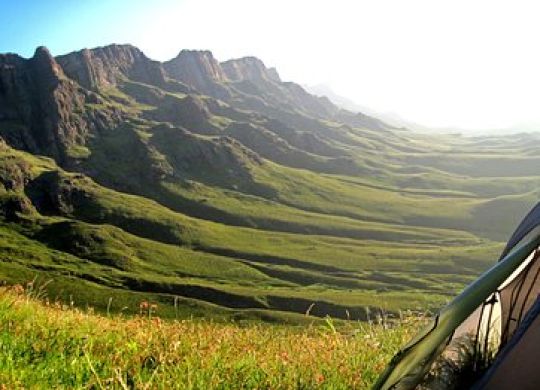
[0,286,423,389]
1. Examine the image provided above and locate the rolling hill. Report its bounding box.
[0,44,538,322]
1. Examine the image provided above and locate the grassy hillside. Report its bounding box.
[0,123,533,321]
[0,44,538,322]
[0,140,507,321]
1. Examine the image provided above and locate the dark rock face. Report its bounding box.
[0,54,29,122]
[0,43,390,175]
[0,47,89,161]
[163,50,230,99]
[57,44,167,90]
[25,170,85,216]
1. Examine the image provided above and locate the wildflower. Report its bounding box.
[139,301,149,315]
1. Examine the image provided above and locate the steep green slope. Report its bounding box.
[0,142,502,320]
[72,118,536,242]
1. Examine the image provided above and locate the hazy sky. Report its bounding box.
[1,0,540,130]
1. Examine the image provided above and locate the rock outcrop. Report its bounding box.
[0,47,89,161]
[56,44,167,90]
[0,42,390,173]
[221,57,281,83]
[163,50,230,99]
[219,56,337,119]
[148,94,214,133]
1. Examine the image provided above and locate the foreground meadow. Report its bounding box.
[0,285,421,389]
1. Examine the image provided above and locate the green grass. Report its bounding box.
[0,287,423,389]
[0,137,511,320]
[74,119,536,243]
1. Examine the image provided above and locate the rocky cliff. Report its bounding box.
[0,43,391,168]
[0,47,90,160]
[163,50,230,99]
[221,57,281,83]
[56,44,167,90]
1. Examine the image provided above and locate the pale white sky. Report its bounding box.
[51,0,540,130]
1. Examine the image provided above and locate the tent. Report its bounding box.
[373,202,540,390]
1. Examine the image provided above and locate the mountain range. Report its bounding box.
[0,44,538,322]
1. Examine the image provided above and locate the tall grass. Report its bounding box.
[0,285,422,389]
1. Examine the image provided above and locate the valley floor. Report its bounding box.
[0,286,421,389]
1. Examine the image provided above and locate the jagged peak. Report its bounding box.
[223,55,260,63]
[98,43,140,51]
[33,46,53,58]
[56,43,166,90]
[0,52,25,67]
[163,48,229,95]
[58,43,150,66]
[221,56,281,82]
[88,43,147,60]
[165,49,225,80]
[174,49,215,58]
[267,67,280,82]
[30,45,64,80]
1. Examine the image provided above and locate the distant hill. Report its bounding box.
[304,83,423,131]
[0,44,538,321]
[305,84,540,136]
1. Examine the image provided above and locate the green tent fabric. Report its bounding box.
[373,202,540,390]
